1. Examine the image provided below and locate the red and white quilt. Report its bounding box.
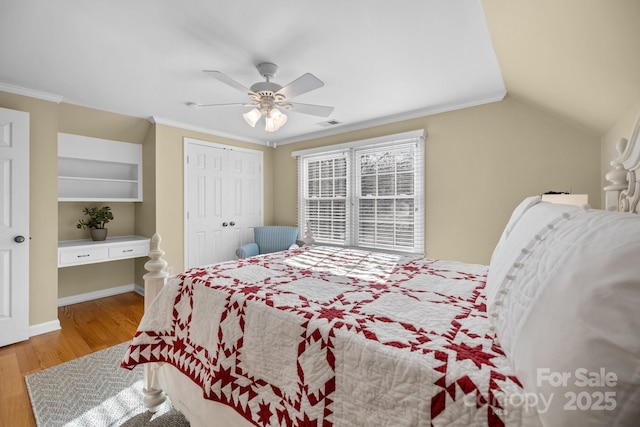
[122,246,541,426]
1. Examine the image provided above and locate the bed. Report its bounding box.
[122,116,640,426]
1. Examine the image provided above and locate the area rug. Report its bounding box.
[25,342,189,427]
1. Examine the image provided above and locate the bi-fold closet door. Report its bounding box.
[185,139,263,269]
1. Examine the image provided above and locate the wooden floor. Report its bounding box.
[0,292,144,427]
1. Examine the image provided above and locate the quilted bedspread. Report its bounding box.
[122,246,541,426]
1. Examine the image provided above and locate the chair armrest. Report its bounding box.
[236,243,259,259]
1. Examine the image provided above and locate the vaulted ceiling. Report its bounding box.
[1,0,638,145]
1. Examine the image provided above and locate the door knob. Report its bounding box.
[222,222,228,227]
[14,235,26,243]
[229,222,235,226]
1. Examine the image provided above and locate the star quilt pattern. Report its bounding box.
[122,246,540,426]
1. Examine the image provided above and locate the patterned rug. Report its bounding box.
[25,342,189,427]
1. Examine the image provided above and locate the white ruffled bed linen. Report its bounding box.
[123,246,542,426]
[486,199,640,427]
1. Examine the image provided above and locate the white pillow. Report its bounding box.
[486,199,578,316]
[490,195,542,264]
[491,207,640,426]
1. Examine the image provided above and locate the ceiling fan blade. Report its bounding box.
[276,73,324,99]
[187,102,252,108]
[203,70,254,95]
[287,102,334,117]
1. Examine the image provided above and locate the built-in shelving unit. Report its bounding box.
[58,133,142,202]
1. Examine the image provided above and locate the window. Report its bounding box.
[295,130,424,255]
[302,154,349,243]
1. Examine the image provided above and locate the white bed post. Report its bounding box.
[605,138,629,211]
[142,233,168,412]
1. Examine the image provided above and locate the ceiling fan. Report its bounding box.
[188,62,334,132]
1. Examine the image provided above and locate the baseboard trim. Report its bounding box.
[57,284,138,307]
[133,284,144,296]
[29,319,61,337]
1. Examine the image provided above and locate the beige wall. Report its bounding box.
[274,95,601,264]
[143,123,275,274]
[58,103,150,143]
[134,125,158,285]
[58,202,136,241]
[58,260,137,298]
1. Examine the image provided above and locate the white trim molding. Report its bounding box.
[0,82,64,103]
[149,116,264,146]
[57,284,138,307]
[278,94,501,146]
[29,319,62,337]
[134,284,145,296]
[292,129,425,158]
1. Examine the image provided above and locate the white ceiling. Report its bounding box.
[0,0,506,145]
[3,1,639,145]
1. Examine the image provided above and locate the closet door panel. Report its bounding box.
[186,141,263,268]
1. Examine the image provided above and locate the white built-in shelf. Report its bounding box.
[58,235,150,268]
[58,133,143,202]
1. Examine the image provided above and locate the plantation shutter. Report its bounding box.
[355,140,423,253]
[299,151,350,245]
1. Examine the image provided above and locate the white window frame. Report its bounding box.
[293,130,425,255]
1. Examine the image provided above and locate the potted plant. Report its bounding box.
[77,206,114,241]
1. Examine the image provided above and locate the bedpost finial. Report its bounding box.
[609,138,628,168]
[303,221,315,246]
[606,137,629,192]
[144,232,168,280]
[151,232,161,247]
[616,137,628,155]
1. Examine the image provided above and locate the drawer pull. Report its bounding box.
[77,254,91,258]
[123,249,133,253]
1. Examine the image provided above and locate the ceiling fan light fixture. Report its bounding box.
[200,63,332,135]
[243,108,262,127]
[265,108,287,132]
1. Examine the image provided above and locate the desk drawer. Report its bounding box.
[59,247,108,266]
[108,242,148,259]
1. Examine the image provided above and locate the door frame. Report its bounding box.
[183,138,264,268]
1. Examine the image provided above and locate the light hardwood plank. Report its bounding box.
[0,353,36,427]
[0,292,143,427]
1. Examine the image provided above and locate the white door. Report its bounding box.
[0,107,30,347]
[185,140,262,269]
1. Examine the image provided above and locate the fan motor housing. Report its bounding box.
[250,81,283,96]
[250,81,285,103]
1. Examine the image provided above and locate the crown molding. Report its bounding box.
[276,92,506,145]
[0,82,64,103]
[148,116,265,146]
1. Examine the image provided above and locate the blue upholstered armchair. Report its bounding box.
[235,226,299,258]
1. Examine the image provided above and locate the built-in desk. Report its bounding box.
[58,235,150,268]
